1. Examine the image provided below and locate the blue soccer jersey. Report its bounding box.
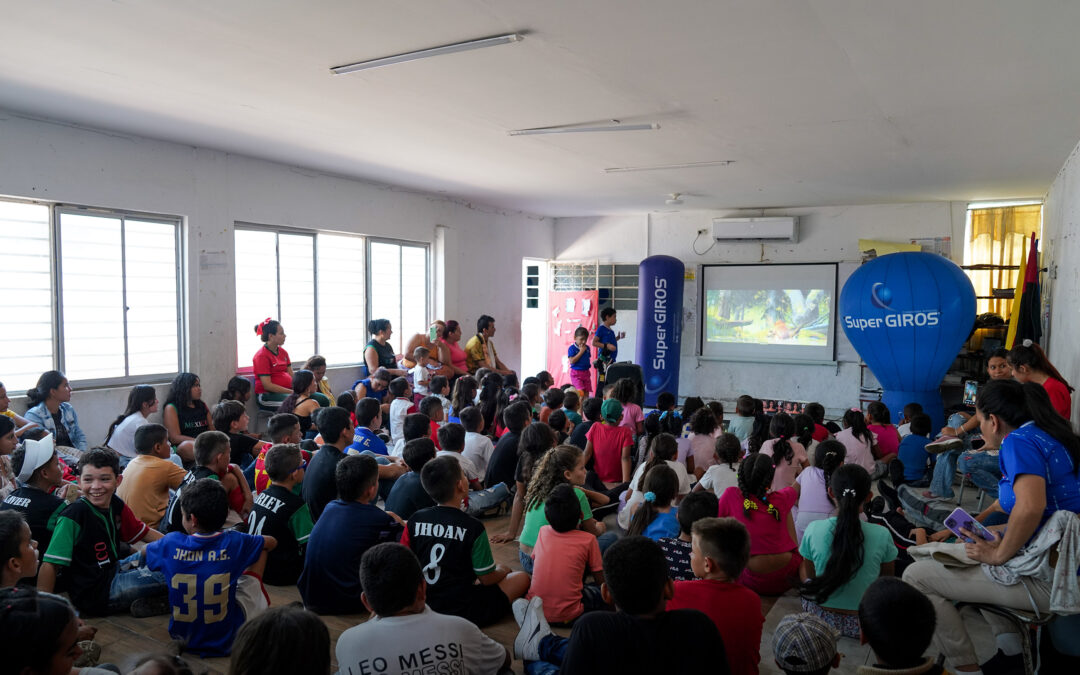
[145,530,265,656]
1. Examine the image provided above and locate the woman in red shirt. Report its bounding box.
[1008,340,1073,420]
[252,318,292,407]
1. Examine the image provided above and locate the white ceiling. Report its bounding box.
[2,1,1079,217]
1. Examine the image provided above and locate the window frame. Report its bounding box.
[365,236,431,355]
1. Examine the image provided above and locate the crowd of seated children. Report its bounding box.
[299,454,404,615]
[104,384,158,464]
[515,444,608,574]
[894,413,934,487]
[795,440,846,541]
[162,372,212,464]
[764,413,809,491]
[247,443,314,586]
[512,536,728,674]
[212,400,263,469]
[460,406,495,475]
[306,407,380,520]
[384,438,437,520]
[334,542,511,674]
[164,432,250,532]
[3,435,66,581]
[717,452,802,595]
[658,489,718,580]
[436,422,511,516]
[667,516,765,674]
[116,424,187,528]
[865,401,901,467]
[387,377,413,441]
[39,448,167,617]
[584,399,634,487]
[799,464,898,637]
[620,432,690,529]
[146,478,275,656]
[525,483,607,624]
[835,408,880,478]
[696,432,741,499]
[402,456,530,627]
[626,464,680,541]
[277,370,322,439]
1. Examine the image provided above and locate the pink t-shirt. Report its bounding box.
[252,345,291,393]
[586,422,634,483]
[835,427,878,474]
[867,424,900,459]
[526,526,603,623]
[689,433,718,474]
[439,338,468,373]
[717,485,798,555]
[761,439,807,491]
[620,402,644,432]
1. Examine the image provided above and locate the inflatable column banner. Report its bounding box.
[839,252,976,432]
[635,256,685,407]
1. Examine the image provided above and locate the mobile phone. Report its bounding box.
[963,380,978,406]
[943,507,996,543]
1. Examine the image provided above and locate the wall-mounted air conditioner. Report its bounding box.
[712,216,798,243]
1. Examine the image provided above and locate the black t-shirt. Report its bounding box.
[403,505,495,618]
[569,420,595,450]
[248,484,314,586]
[301,445,345,521]
[228,433,259,468]
[164,466,218,533]
[170,402,210,438]
[561,610,729,675]
[51,410,73,447]
[485,431,520,488]
[366,340,397,370]
[1,486,66,563]
[384,471,434,520]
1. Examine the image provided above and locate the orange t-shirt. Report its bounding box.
[116,455,187,526]
[526,526,603,623]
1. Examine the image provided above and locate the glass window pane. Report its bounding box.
[278,234,315,360]
[369,242,403,354]
[317,234,366,365]
[0,201,54,391]
[400,246,427,357]
[124,220,179,376]
[59,213,125,380]
[527,265,539,276]
[235,229,280,366]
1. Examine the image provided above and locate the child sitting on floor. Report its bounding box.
[460,406,495,476]
[146,478,276,656]
[835,409,881,478]
[613,378,644,436]
[418,396,445,449]
[658,490,719,581]
[0,511,39,586]
[387,377,413,442]
[3,435,65,573]
[525,484,606,624]
[799,464,898,638]
[539,387,564,425]
[857,577,945,674]
[402,456,530,627]
[562,390,583,427]
[584,399,634,487]
[350,397,389,456]
[213,400,264,469]
[763,413,809,491]
[626,464,680,541]
[253,412,310,494]
[247,443,314,586]
[335,543,511,674]
[667,517,764,675]
[894,413,934,487]
[165,431,251,532]
[795,440,847,542]
[728,395,756,442]
[717,452,802,595]
[695,432,741,498]
[772,613,840,675]
[116,423,188,528]
[384,438,437,520]
[865,401,901,467]
[620,433,690,530]
[686,407,719,479]
[436,423,511,517]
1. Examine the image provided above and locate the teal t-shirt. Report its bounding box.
[727,415,755,442]
[798,517,898,611]
[519,486,593,548]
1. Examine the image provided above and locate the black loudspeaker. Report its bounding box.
[603,362,644,406]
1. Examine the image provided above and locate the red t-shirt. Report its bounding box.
[716,485,798,555]
[429,421,443,450]
[252,345,292,393]
[1043,377,1073,420]
[668,579,764,675]
[585,422,634,483]
[253,444,312,494]
[867,423,900,459]
[811,423,830,442]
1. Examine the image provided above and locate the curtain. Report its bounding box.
[965,205,1041,316]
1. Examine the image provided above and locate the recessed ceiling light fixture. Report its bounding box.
[604,159,735,173]
[508,122,659,136]
[331,33,524,75]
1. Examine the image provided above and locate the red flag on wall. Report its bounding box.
[546,291,599,388]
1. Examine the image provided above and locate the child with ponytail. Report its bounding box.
[799,463,897,637]
[1008,340,1074,420]
[835,408,880,477]
[696,432,742,498]
[762,413,808,491]
[717,452,802,595]
[865,401,901,465]
[626,464,680,540]
[793,413,818,460]
[686,407,719,479]
[619,433,690,529]
[795,440,846,542]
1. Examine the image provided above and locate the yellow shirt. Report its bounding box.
[318,377,336,406]
[0,410,14,419]
[116,454,188,526]
[464,334,498,373]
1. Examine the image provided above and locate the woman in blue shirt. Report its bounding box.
[903,379,1080,673]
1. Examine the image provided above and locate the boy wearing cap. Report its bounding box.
[772,613,841,675]
[584,399,634,486]
[857,577,948,674]
[2,435,67,581]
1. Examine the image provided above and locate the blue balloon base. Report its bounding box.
[881,389,946,438]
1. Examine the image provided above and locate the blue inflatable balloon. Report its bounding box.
[636,256,684,407]
[839,252,976,432]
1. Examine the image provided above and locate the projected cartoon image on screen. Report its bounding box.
[705,289,831,345]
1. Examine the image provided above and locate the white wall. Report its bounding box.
[554,203,969,416]
[0,110,554,443]
[1041,137,1080,422]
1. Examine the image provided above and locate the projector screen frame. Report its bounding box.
[697,262,839,365]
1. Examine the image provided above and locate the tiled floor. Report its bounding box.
[87,480,995,673]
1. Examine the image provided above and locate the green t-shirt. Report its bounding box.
[798,517,898,611]
[519,486,593,548]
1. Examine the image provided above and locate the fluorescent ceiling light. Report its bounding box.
[604,159,735,173]
[508,123,659,136]
[331,33,523,75]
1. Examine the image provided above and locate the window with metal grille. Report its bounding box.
[550,262,638,310]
